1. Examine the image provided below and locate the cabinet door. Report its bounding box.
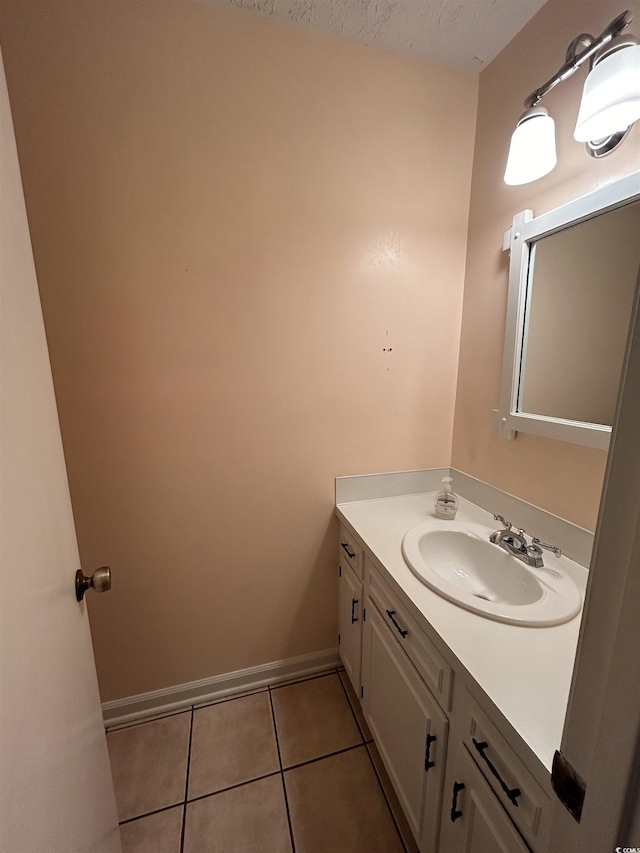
[338,561,363,691]
[438,740,530,853]
[362,602,448,853]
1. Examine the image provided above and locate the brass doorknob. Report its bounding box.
[75,566,111,602]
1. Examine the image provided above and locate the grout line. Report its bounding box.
[283,741,365,773]
[267,687,284,771]
[106,708,191,733]
[280,774,296,853]
[268,687,296,853]
[364,743,410,853]
[183,743,369,803]
[179,706,195,853]
[186,771,282,806]
[118,801,184,827]
[336,670,367,744]
[180,745,379,815]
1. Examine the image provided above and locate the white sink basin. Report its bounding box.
[401,520,582,626]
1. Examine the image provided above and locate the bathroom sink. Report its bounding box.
[401,520,582,626]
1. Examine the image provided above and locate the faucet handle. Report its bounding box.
[493,514,512,530]
[531,538,562,558]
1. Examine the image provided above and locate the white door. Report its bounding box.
[0,51,121,853]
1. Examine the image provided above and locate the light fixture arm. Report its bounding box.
[523,10,632,108]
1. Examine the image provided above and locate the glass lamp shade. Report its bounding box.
[574,44,640,142]
[504,108,557,186]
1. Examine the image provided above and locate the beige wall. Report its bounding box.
[0,1,477,700]
[452,0,640,532]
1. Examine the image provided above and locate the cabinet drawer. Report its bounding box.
[368,560,453,711]
[339,525,363,580]
[460,689,550,849]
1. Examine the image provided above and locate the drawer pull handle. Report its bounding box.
[386,610,408,638]
[472,738,522,807]
[351,598,359,623]
[450,781,464,822]
[425,733,437,771]
[341,542,356,559]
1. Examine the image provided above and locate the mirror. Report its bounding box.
[497,172,640,450]
[520,202,640,425]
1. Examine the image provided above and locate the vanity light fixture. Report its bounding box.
[574,34,640,150]
[504,10,640,184]
[504,106,557,186]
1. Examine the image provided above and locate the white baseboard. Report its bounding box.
[102,648,340,728]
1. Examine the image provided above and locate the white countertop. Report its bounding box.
[336,491,588,773]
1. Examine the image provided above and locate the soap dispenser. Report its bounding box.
[434,477,458,520]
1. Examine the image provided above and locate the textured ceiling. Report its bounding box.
[211,0,549,71]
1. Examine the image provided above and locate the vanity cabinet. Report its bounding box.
[438,740,530,853]
[336,522,550,853]
[362,602,448,853]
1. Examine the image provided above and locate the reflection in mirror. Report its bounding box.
[519,201,640,426]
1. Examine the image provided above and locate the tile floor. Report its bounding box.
[107,668,419,853]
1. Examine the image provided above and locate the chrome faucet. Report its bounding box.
[489,515,561,568]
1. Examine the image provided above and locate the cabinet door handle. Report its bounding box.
[450,781,464,822]
[351,598,359,623]
[472,738,522,807]
[385,610,409,638]
[341,542,356,559]
[425,733,437,771]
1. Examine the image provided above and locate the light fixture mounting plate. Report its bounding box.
[586,126,633,158]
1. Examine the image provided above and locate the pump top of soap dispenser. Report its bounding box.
[434,477,458,520]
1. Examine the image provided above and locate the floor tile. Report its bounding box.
[285,746,404,853]
[188,691,279,799]
[367,742,419,853]
[183,776,292,853]
[271,673,361,768]
[338,669,373,741]
[107,712,191,822]
[119,806,183,853]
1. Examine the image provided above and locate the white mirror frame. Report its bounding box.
[496,171,640,451]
